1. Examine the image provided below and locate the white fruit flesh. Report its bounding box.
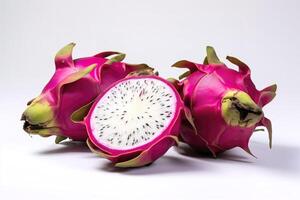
[89,77,177,150]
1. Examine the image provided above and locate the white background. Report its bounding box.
[1,0,299,199]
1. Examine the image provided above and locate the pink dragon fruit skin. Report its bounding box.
[173,47,276,156]
[84,76,184,167]
[21,43,151,143]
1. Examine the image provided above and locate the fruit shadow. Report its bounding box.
[176,141,300,175]
[36,141,90,155]
[35,140,300,176]
[250,141,300,174]
[36,141,209,174]
[99,154,209,175]
[174,143,252,163]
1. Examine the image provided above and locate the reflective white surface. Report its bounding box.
[1,0,299,199]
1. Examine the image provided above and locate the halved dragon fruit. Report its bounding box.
[173,47,276,156]
[84,75,184,167]
[21,43,151,143]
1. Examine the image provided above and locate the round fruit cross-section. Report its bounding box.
[86,76,181,154]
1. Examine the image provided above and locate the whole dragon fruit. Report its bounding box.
[173,47,276,156]
[84,75,184,167]
[21,43,152,143]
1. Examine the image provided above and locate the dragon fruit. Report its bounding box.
[21,43,152,143]
[173,46,276,156]
[84,75,184,167]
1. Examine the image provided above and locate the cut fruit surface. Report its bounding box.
[85,75,183,167]
[87,76,179,151]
